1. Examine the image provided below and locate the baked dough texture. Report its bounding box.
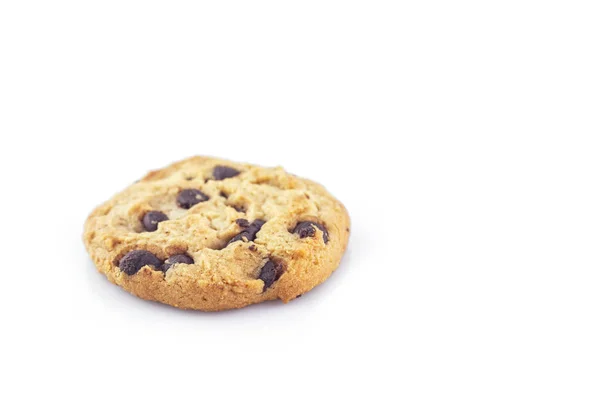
[83,156,350,311]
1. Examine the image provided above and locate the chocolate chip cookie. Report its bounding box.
[83,156,350,311]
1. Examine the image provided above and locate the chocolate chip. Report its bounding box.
[258,260,282,291]
[294,222,315,238]
[248,219,265,234]
[118,250,162,275]
[219,191,229,199]
[141,211,168,232]
[236,218,250,228]
[249,244,257,251]
[162,254,194,272]
[213,165,240,180]
[226,219,266,246]
[293,221,329,243]
[226,231,252,246]
[177,189,209,209]
[232,205,245,213]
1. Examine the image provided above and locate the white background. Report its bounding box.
[1,1,599,399]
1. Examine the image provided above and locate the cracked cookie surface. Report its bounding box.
[83,156,350,311]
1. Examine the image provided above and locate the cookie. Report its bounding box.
[83,156,350,311]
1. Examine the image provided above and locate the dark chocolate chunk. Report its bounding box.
[247,219,265,236]
[162,254,194,272]
[236,218,250,228]
[213,165,241,180]
[293,221,315,238]
[226,219,266,246]
[141,211,168,232]
[118,250,162,275]
[177,189,209,209]
[226,231,252,246]
[293,221,329,243]
[258,260,282,291]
